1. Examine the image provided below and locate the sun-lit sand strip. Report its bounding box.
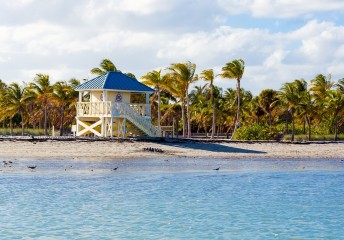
[0,140,343,160]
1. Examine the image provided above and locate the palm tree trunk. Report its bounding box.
[10,118,13,136]
[203,121,208,137]
[230,80,241,140]
[268,110,272,129]
[181,101,186,138]
[60,106,65,136]
[291,113,295,142]
[334,116,338,141]
[307,117,311,141]
[21,112,24,136]
[157,87,161,130]
[187,94,191,138]
[211,83,215,139]
[44,105,48,136]
[197,123,201,133]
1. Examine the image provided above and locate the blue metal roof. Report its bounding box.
[75,72,155,93]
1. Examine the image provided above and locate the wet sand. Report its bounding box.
[0,140,343,160]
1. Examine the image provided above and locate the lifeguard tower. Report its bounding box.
[74,71,160,137]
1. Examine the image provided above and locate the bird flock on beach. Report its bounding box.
[1,159,223,172]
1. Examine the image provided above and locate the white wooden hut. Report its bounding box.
[74,72,160,137]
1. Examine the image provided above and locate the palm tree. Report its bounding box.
[52,81,76,136]
[190,84,210,134]
[219,59,245,139]
[2,83,34,135]
[91,59,118,75]
[125,72,136,79]
[0,80,7,128]
[258,89,278,128]
[30,74,52,135]
[325,90,344,141]
[310,74,334,108]
[310,74,334,133]
[200,69,216,139]
[278,80,304,141]
[335,78,344,93]
[298,89,316,141]
[167,61,197,138]
[91,59,136,79]
[141,69,167,130]
[246,96,265,124]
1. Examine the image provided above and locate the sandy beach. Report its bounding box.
[0,140,343,160]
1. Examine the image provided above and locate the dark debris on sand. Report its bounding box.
[143,147,164,153]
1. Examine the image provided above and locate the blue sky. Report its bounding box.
[1,0,344,95]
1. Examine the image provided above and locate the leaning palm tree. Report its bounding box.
[141,69,167,130]
[30,74,53,135]
[3,83,34,135]
[200,69,216,139]
[91,59,118,75]
[219,59,245,139]
[167,61,197,138]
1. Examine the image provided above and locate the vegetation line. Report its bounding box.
[0,59,343,141]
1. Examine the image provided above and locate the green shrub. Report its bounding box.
[283,134,344,141]
[0,128,46,136]
[233,124,280,140]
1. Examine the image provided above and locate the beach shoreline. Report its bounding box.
[1,139,343,161]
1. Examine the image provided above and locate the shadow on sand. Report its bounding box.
[158,141,267,154]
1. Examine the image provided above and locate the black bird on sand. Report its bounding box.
[27,166,37,170]
[213,167,220,171]
[113,167,118,171]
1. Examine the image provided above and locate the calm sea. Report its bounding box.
[1,158,344,239]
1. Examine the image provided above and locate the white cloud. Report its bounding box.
[1,0,344,96]
[263,49,288,68]
[0,0,35,7]
[217,0,344,18]
[0,56,9,63]
[157,26,272,63]
[83,0,171,16]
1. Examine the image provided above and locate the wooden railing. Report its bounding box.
[76,101,112,116]
[130,104,151,117]
[112,102,160,137]
[76,102,151,118]
[76,101,160,137]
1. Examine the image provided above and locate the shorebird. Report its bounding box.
[8,161,13,164]
[213,167,220,171]
[27,166,37,170]
[112,167,118,171]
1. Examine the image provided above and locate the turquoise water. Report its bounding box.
[1,158,344,239]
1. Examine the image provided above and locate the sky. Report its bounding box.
[1,0,344,95]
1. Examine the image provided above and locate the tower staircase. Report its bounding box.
[111,102,161,137]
